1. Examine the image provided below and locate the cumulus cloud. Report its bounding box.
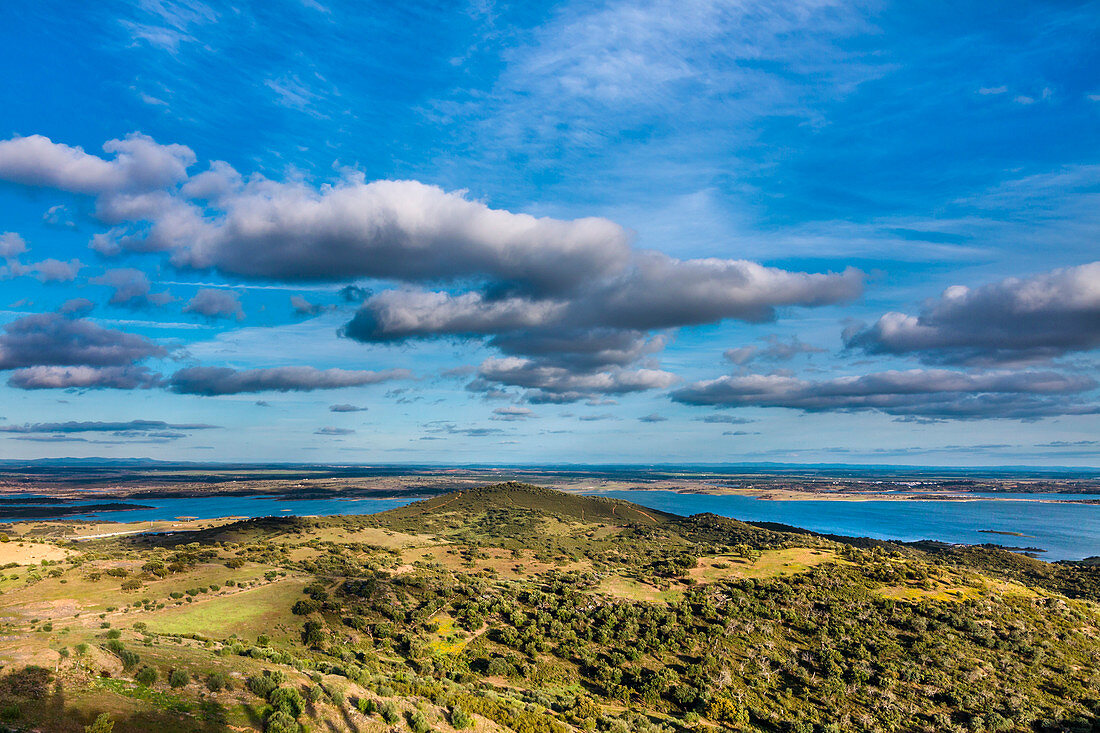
[846,261,1100,365]
[0,419,217,434]
[696,414,755,424]
[0,311,166,370]
[0,136,631,293]
[491,406,535,421]
[59,298,95,315]
[346,257,861,343]
[29,258,83,282]
[0,131,866,402]
[8,365,162,390]
[42,204,76,229]
[329,403,367,412]
[344,256,858,399]
[472,357,678,403]
[0,232,28,259]
[725,335,825,365]
[291,295,325,315]
[671,369,1098,419]
[338,284,371,302]
[183,288,244,320]
[425,422,505,437]
[169,365,410,395]
[0,233,82,282]
[0,133,195,194]
[91,268,173,308]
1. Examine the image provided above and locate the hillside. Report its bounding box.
[0,483,1098,732]
[374,481,677,527]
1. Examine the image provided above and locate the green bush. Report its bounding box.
[135,666,157,686]
[379,701,399,724]
[269,687,304,718]
[450,705,474,729]
[84,713,114,733]
[407,710,431,733]
[168,669,189,688]
[247,673,280,700]
[206,671,228,691]
[264,710,298,733]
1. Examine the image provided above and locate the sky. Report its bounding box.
[0,0,1098,466]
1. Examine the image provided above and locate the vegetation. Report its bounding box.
[0,482,1098,732]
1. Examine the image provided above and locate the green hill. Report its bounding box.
[374,481,677,528]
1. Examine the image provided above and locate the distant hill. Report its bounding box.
[374,481,678,528]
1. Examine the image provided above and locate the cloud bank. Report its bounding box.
[847,261,1100,366]
[672,369,1098,419]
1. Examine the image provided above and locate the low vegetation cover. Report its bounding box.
[0,482,1098,732]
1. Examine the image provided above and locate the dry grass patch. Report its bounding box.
[0,540,72,565]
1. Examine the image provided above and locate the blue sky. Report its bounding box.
[0,0,1097,465]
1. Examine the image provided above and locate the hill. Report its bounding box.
[0,482,1098,732]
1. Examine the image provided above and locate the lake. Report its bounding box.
[2,489,1099,561]
[587,490,1100,561]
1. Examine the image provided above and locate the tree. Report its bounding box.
[135,666,157,686]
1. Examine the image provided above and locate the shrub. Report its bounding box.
[379,701,399,724]
[85,713,114,733]
[247,673,280,700]
[135,666,157,686]
[168,669,189,688]
[269,687,304,718]
[264,710,298,733]
[407,710,431,733]
[118,649,140,671]
[450,705,473,729]
[106,629,121,640]
[356,696,376,714]
[206,671,228,692]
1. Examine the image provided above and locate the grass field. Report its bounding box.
[144,577,308,638]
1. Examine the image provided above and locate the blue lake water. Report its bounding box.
[586,490,1100,561]
[0,495,419,524]
[3,490,1100,561]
